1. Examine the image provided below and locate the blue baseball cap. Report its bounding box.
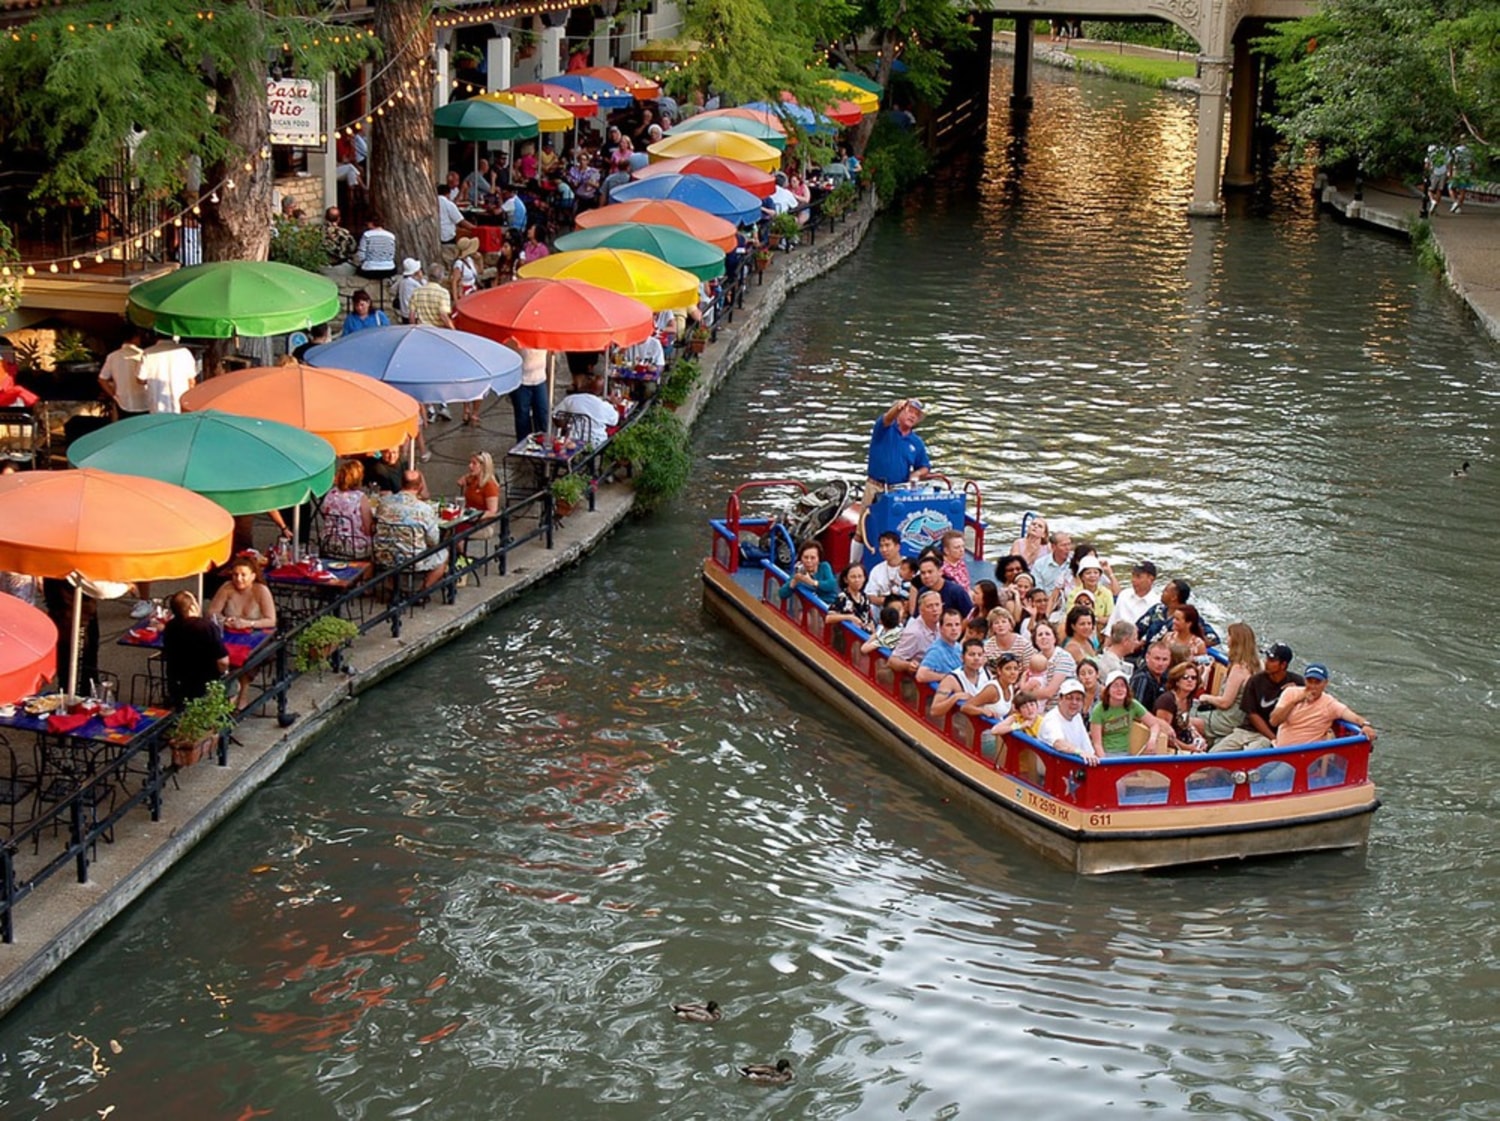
[1304,663,1330,681]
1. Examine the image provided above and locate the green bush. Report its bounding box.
[1083,21,1199,53]
[862,117,931,204]
[611,406,691,511]
[269,214,331,273]
[659,357,700,408]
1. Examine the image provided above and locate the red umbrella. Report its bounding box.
[781,90,862,127]
[506,82,599,118]
[453,279,655,352]
[632,155,775,197]
[0,595,57,705]
[577,65,660,100]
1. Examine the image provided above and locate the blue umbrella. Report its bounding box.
[609,174,763,226]
[305,325,522,404]
[740,100,836,134]
[546,74,634,111]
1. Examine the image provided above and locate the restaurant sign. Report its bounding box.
[268,78,321,146]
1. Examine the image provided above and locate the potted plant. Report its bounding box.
[293,615,359,675]
[610,407,691,511]
[51,329,101,398]
[551,472,587,517]
[769,212,800,249]
[513,28,538,59]
[660,356,700,408]
[686,325,711,355]
[453,46,483,72]
[168,680,237,768]
[753,246,773,274]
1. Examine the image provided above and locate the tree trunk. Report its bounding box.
[372,0,438,273]
[201,4,272,265]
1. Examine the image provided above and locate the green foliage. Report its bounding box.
[821,181,858,218]
[675,0,835,107]
[1069,49,1196,89]
[172,680,237,744]
[268,215,331,273]
[1082,21,1199,53]
[550,473,588,508]
[611,407,692,511]
[0,0,376,210]
[1411,219,1446,274]
[293,614,359,674]
[53,330,95,364]
[659,357,701,407]
[769,212,800,240]
[862,116,930,203]
[0,224,19,318]
[1256,0,1499,176]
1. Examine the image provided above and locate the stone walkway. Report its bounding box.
[0,201,878,1015]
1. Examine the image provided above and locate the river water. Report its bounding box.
[3,68,1498,1121]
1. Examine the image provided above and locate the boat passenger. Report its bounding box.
[1137,578,1219,647]
[1196,621,1260,746]
[1130,639,1173,711]
[1029,620,1075,704]
[865,532,907,601]
[1095,619,1140,681]
[1269,663,1377,747]
[915,554,973,619]
[1089,670,1162,757]
[1065,554,1115,625]
[984,609,1032,670]
[860,605,904,655]
[1063,603,1099,665]
[1109,560,1160,633]
[916,608,966,684]
[1039,679,1098,764]
[887,589,943,675]
[863,397,930,505]
[826,563,875,630]
[1171,604,1211,660]
[1029,529,1071,602]
[929,638,999,719]
[1075,657,1102,718]
[1020,587,1050,640]
[1211,642,1302,752]
[986,652,1024,716]
[1009,514,1050,570]
[970,580,1001,625]
[1153,662,1207,752]
[778,541,838,603]
[995,553,1031,588]
[939,530,971,592]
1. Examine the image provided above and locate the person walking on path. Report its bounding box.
[1423,143,1450,218]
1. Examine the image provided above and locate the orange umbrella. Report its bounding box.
[0,468,235,700]
[635,154,776,197]
[576,199,738,252]
[576,65,660,100]
[180,363,420,457]
[0,469,234,584]
[0,595,57,705]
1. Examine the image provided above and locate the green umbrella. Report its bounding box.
[127,261,341,339]
[554,223,726,281]
[669,114,788,152]
[433,98,539,141]
[67,411,337,515]
[834,69,883,97]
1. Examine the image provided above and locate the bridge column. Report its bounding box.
[1188,55,1229,217]
[1011,18,1035,110]
[1223,36,1258,189]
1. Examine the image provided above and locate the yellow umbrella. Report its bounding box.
[821,79,879,115]
[479,91,576,133]
[517,249,699,311]
[646,131,781,173]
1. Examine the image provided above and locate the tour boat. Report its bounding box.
[702,480,1379,874]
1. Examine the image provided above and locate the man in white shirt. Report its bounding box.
[763,172,798,216]
[98,329,150,418]
[1039,679,1097,763]
[436,183,474,244]
[137,337,197,414]
[1109,560,1161,633]
[618,334,665,375]
[865,531,906,601]
[395,259,423,319]
[554,373,621,447]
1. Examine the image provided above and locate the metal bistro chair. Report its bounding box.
[373,521,435,607]
[0,735,38,837]
[0,407,41,470]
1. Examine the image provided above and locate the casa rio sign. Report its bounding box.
[267,77,321,146]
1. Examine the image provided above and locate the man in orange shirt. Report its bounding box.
[1269,663,1377,747]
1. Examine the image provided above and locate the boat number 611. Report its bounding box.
[1089,813,1112,826]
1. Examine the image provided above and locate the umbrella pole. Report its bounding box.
[66,577,83,703]
[293,505,302,564]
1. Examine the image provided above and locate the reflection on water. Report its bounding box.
[3,67,1498,1120]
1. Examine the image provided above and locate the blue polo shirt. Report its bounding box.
[867,416,930,486]
[919,638,962,677]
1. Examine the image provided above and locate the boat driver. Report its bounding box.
[863,397,931,506]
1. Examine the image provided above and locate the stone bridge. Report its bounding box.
[994,0,1318,214]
